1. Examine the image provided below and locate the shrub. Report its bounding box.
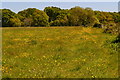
[103,23,120,34]
[112,34,120,43]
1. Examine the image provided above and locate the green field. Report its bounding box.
[2,27,118,78]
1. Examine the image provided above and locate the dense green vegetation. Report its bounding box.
[2,6,120,35]
[18,8,49,27]
[1,7,119,26]
[2,27,118,78]
[2,9,21,27]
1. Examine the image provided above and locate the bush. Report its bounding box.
[112,34,120,43]
[103,23,120,34]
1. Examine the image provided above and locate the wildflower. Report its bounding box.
[55,60,57,62]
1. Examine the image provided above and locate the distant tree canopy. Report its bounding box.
[44,6,70,26]
[2,9,22,27]
[68,7,99,26]
[94,11,114,25]
[44,6,61,22]
[2,6,120,29]
[18,8,49,27]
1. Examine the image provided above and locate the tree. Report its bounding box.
[18,8,49,27]
[94,11,106,24]
[68,6,97,26]
[2,9,22,27]
[23,18,33,27]
[9,18,22,27]
[68,6,85,26]
[44,6,61,22]
[84,7,99,26]
[50,13,69,26]
[110,12,120,23]
[94,11,114,25]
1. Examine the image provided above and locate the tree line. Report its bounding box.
[1,6,120,34]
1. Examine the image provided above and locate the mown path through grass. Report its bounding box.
[2,27,118,78]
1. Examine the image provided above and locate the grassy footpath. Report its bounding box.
[2,27,118,78]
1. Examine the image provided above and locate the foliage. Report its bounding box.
[112,34,120,43]
[44,6,61,22]
[68,6,85,26]
[110,12,120,23]
[23,18,33,27]
[94,11,114,25]
[18,8,49,27]
[68,7,98,26]
[2,9,22,27]
[103,22,120,35]
[94,11,120,34]
[2,6,120,28]
[50,14,69,26]
[85,8,100,26]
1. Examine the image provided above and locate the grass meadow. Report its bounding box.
[2,27,118,78]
